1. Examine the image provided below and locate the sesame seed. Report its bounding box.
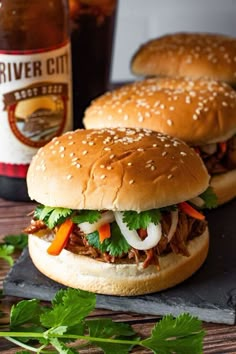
[222,101,228,107]
[107,166,112,170]
[100,174,106,179]
[82,150,88,155]
[162,151,167,156]
[180,151,187,156]
[100,164,105,168]
[167,119,173,126]
[168,174,173,179]
[127,162,132,166]
[67,174,72,180]
[104,147,111,151]
[150,166,156,171]
[76,163,81,168]
[193,114,198,120]
[129,179,134,184]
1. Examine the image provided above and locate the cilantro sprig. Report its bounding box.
[122,207,176,230]
[34,205,73,229]
[0,233,28,266]
[87,222,130,256]
[0,288,205,353]
[200,187,218,209]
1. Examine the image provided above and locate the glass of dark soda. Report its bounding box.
[69,0,118,129]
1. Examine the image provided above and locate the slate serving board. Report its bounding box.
[3,199,236,325]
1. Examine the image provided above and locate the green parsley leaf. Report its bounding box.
[40,288,96,328]
[72,210,101,224]
[122,209,161,230]
[87,222,131,257]
[200,187,218,209]
[0,244,14,266]
[142,313,204,354]
[4,233,28,250]
[34,205,72,228]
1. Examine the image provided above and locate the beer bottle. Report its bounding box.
[0,0,73,201]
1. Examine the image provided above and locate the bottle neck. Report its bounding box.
[0,0,70,50]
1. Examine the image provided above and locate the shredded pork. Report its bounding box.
[24,212,207,269]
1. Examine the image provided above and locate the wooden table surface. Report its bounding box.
[0,197,236,353]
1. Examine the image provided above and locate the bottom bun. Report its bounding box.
[210,169,236,205]
[28,229,209,296]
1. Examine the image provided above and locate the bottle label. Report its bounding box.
[0,41,72,178]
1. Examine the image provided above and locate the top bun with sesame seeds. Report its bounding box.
[83,77,236,205]
[130,32,236,85]
[27,127,209,210]
[26,127,210,296]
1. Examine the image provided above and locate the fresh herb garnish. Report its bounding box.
[0,233,28,266]
[0,288,205,353]
[87,222,130,257]
[0,244,15,266]
[122,209,162,230]
[34,205,73,229]
[4,233,28,250]
[200,187,218,209]
[72,210,101,224]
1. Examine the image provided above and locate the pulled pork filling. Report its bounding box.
[197,135,236,174]
[25,212,207,269]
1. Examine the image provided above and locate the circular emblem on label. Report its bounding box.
[8,94,67,148]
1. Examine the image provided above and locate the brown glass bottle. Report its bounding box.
[0,0,72,201]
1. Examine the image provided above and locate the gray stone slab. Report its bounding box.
[3,199,236,325]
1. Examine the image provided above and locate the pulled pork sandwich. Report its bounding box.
[130,32,236,86]
[83,77,236,205]
[25,127,211,296]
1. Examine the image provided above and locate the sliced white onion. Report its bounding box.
[79,211,115,234]
[114,211,162,250]
[189,196,205,208]
[167,210,179,242]
[200,143,217,155]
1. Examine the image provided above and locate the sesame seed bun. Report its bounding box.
[83,78,236,205]
[131,32,236,85]
[83,77,236,145]
[28,229,209,296]
[27,127,209,210]
[27,127,210,296]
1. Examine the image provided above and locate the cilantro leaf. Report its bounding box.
[49,338,77,353]
[4,234,28,250]
[87,222,131,257]
[86,319,136,354]
[200,187,218,209]
[40,288,96,328]
[72,210,101,224]
[34,205,72,228]
[86,318,135,338]
[10,299,44,329]
[0,244,14,266]
[142,313,204,354]
[122,209,161,230]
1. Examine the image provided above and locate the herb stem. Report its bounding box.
[0,331,142,346]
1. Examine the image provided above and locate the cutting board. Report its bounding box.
[3,199,236,325]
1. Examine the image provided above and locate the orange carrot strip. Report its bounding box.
[178,202,205,221]
[47,219,74,256]
[98,223,111,243]
[219,142,227,154]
